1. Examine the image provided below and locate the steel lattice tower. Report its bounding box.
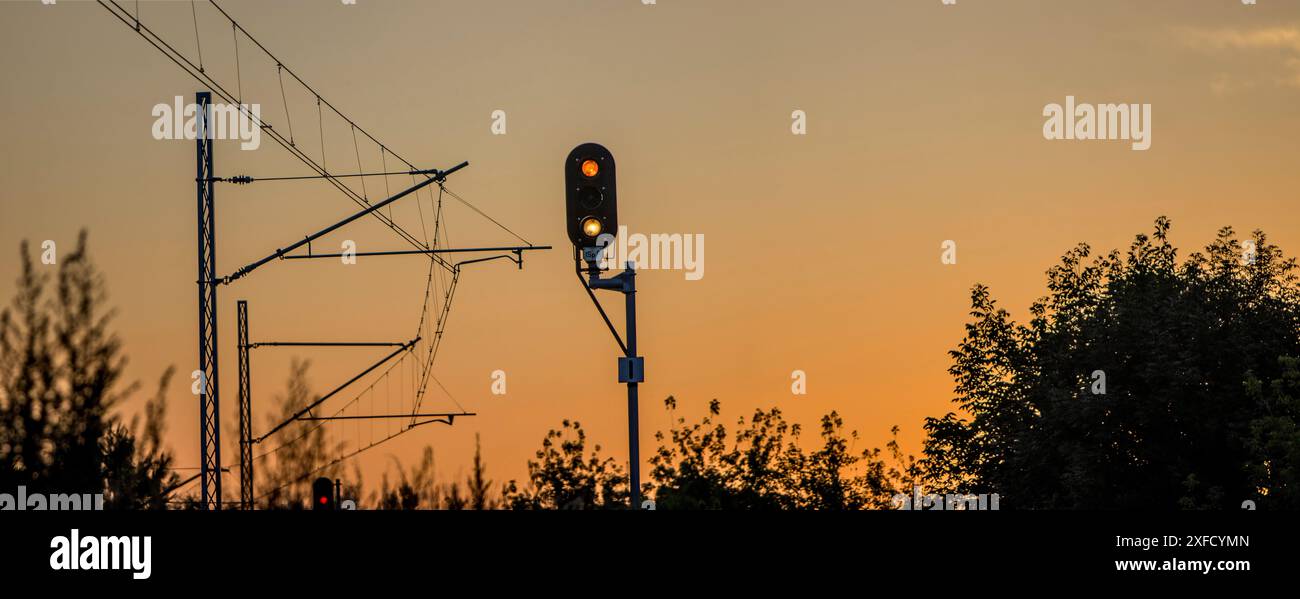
[196,92,222,510]
[237,300,252,509]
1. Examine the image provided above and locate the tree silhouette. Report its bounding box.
[102,366,178,509]
[1244,356,1300,507]
[503,420,628,509]
[922,218,1300,509]
[0,232,177,508]
[648,398,902,509]
[371,449,433,510]
[466,433,496,510]
[508,399,913,509]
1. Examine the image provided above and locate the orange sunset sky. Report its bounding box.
[2,0,1298,499]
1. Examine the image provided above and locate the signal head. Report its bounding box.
[312,477,335,511]
[565,143,617,250]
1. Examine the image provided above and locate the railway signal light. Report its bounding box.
[565,142,617,254]
[312,477,335,511]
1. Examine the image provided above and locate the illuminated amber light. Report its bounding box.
[582,217,602,237]
[581,159,600,178]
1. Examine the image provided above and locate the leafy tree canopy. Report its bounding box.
[922,218,1300,509]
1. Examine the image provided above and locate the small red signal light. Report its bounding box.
[312,477,335,510]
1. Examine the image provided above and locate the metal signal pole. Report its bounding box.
[624,269,640,509]
[583,257,645,509]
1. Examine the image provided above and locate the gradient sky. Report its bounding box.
[2,0,1298,500]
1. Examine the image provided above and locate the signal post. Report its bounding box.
[565,143,646,509]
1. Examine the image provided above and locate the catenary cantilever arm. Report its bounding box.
[253,337,419,443]
[220,162,468,285]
